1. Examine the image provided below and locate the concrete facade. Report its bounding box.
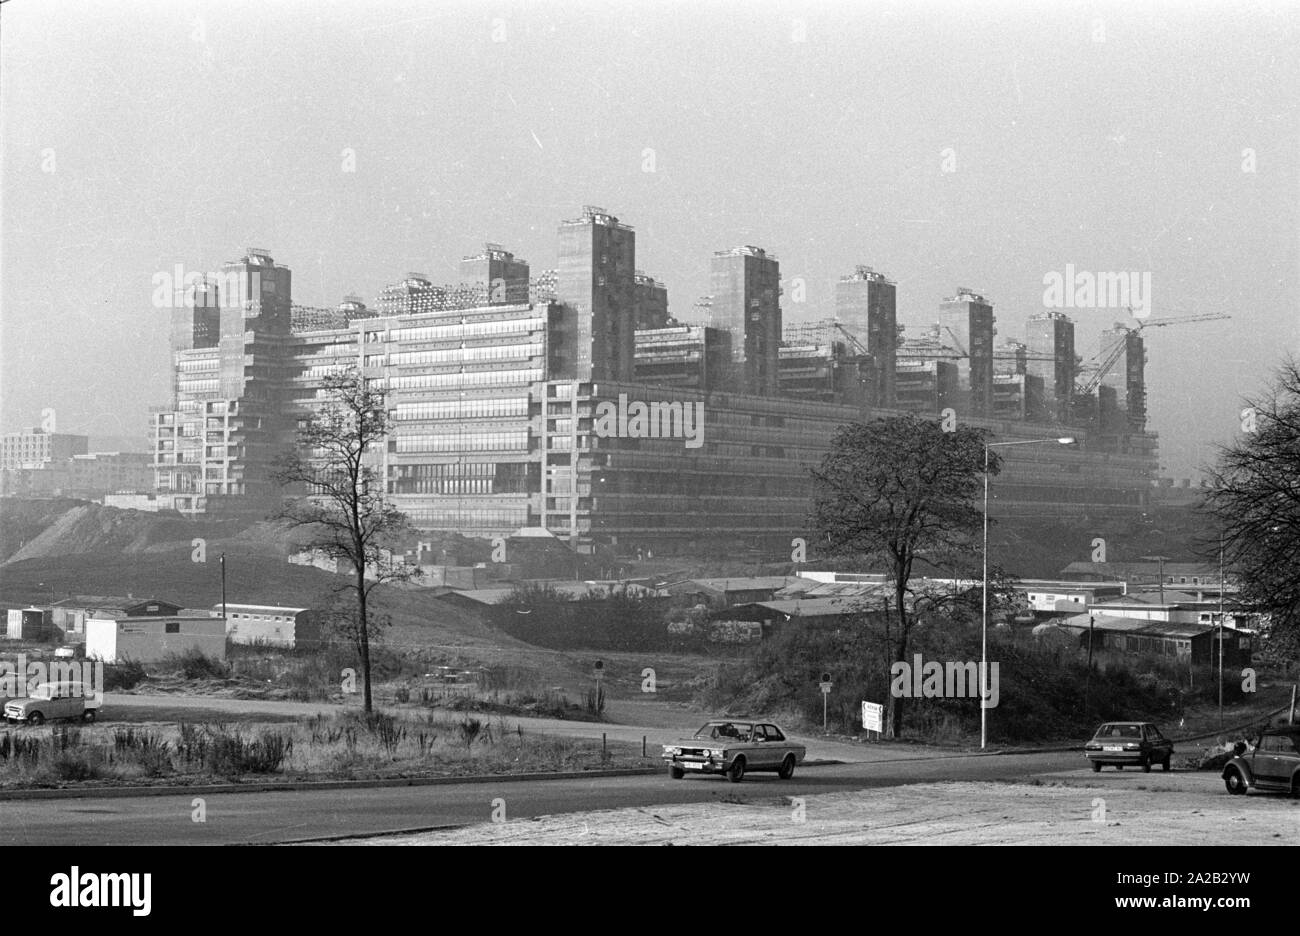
[710,247,781,395]
[85,615,227,663]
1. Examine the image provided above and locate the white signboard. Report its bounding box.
[862,701,884,733]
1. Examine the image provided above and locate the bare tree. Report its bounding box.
[1202,357,1300,661]
[273,368,413,713]
[810,415,996,738]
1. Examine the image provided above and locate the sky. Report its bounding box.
[2,0,1296,479]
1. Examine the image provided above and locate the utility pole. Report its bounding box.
[220,553,227,626]
[1086,613,1095,715]
[1140,555,1170,607]
[1218,536,1225,730]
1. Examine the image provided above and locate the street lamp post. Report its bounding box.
[982,436,1076,749]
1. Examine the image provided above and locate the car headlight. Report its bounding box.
[1124,743,1139,750]
[708,748,723,758]
[664,746,680,756]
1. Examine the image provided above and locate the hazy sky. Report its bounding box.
[2,0,1296,478]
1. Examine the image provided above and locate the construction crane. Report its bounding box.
[783,319,878,358]
[832,321,872,358]
[895,327,1057,365]
[1073,312,1231,396]
[786,318,1053,365]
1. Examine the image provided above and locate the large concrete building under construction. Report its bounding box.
[153,207,1160,552]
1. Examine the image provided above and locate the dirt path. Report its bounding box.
[346,775,1300,846]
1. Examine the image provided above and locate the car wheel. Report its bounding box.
[727,757,746,783]
[1091,760,1101,772]
[669,766,684,780]
[1224,769,1247,795]
[1141,756,1151,773]
[778,754,796,780]
[81,709,97,724]
[27,712,44,727]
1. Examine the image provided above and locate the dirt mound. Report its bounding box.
[0,497,92,562]
[0,500,292,566]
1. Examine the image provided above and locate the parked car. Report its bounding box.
[3,681,102,725]
[1222,726,1300,795]
[662,719,806,782]
[1084,721,1174,772]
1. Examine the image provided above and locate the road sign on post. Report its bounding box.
[862,701,884,739]
[819,675,832,731]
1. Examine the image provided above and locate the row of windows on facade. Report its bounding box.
[377,369,544,390]
[384,317,546,344]
[398,508,529,525]
[374,343,544,367]
[394,398,529,420]
[388,462,523,479]
[389,479,532,495]
[391,432,530,453]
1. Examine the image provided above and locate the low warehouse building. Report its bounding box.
[5,607,53,640]
[50,597,183,643]
[219,604,321,649]
[85,615,227,664]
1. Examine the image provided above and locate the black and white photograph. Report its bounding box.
[0,0,1296,904]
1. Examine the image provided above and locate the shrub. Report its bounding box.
[175,722,291,775]
[173,649,231,681]
[367,712,406,757]
[103,658,148,691]
[457,716,489,750]
[50,751,101,782]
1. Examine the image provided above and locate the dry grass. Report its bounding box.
[0,709,651,789]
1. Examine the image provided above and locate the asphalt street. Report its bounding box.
[0,750,1086,845]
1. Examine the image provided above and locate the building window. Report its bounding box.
[165,622,180,634]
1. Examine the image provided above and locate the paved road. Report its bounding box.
[0,750,1083,845]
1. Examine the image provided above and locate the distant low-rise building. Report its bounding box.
[5,607,53,641]
[50,597,184,643]
[85,615,227,663]
[1013,579,1127,614]
[1,428,88,470]
[1059,561,1236,595]
[1059,613,1252,667]
[0,450,152,499]
[220,604,321,649]
[661,576,805,609]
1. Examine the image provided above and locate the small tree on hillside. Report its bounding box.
[810,415,996,738]
[1203,357,1300,662]
[273,368,413,714]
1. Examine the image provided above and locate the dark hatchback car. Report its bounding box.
[1084,722,1174,772]
[1222,727,1300,796]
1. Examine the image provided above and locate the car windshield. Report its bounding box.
[1095,724,1142,739]
[694,722,753,741]
[30,684,55,700]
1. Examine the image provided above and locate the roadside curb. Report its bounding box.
[271,824,472,845]
[0,767,661,802]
